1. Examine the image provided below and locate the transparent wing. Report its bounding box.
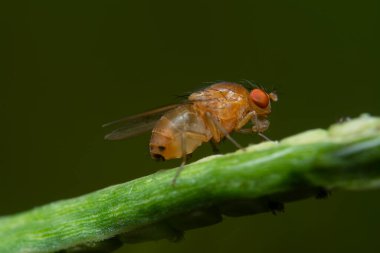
[102,104,180,140]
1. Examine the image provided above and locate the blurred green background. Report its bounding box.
[1,0,380,252]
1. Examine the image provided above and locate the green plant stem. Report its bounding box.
[1,114,380,253]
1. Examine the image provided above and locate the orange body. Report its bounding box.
[149,82,277,161]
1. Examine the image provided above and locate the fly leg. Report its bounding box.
[172,131,209,185]
[172,132,187,186]
[257,132,272,142]
[236,127,272,141]
[205,112,242,149]
[235,111,255,130]
[210,141,221,154]
[251,112,272,141]
[235,111,273,142]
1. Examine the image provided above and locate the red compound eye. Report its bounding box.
[250,89,269,108]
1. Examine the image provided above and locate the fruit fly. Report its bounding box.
[103,82,278,184]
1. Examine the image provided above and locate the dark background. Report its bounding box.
[1,1,380,252]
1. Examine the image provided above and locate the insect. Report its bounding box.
[103,81,278,184]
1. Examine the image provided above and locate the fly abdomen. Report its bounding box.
[150,105,212,160]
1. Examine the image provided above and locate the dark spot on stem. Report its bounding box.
[268,201,284,215]
[315,187,331,199]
